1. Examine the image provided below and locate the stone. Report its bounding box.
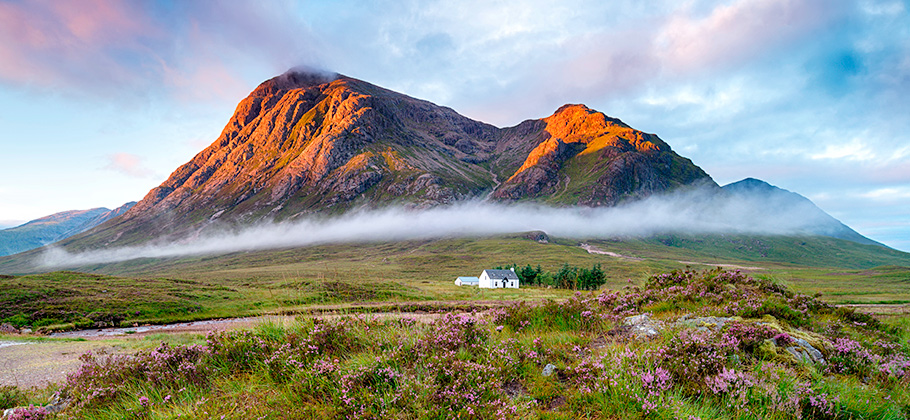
[623,314,660,338]
[675,316,734,332]
[44,394,70,414]
[542,363,557,377]
[1,395,70,418]
[785,338,826,365]
[0,323,18,334]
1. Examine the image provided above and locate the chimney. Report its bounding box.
[510,267,515,272]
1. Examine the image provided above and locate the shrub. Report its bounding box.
[0,385,26,409]
[4,405,47,420]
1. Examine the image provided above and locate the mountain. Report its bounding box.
[61,68,712,248]
[491,104,713,204]
[721,178,884,247]
[0,202,135,256]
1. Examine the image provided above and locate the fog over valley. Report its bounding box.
[40,186,847,267]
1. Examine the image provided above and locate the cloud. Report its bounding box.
[38,186,861,267]
[104,153,154,178]
[0,0,318,103]
[0,1,158,92]
[810,138,877,161]
[654,0,838,73]
[860,187,910,200]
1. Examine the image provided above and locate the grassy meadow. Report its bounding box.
[4,269,910,419]
[2,233,910,331]
[2,233,910,418]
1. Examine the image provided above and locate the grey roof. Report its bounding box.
[482,269,519,280]
[457,277,479,282]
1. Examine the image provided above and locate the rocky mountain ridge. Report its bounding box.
[66,69,712,248]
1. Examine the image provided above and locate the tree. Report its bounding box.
[555,263,577,290]
[519,264,538,286]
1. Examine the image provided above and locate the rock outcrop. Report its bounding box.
[59,69,714,247]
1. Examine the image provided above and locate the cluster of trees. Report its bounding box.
[495,263,607,291]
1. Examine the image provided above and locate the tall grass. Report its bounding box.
[10,269,910,419]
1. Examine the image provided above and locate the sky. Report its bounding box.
[0,0,907,250]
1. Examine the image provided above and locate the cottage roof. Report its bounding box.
[482,269,519,280]
[457,277,479,283]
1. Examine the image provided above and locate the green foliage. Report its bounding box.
[0,385,27,410]
[0,272,229,331]
[496,263,607,290]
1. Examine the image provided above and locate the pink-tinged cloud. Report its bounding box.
[462,0,850,126]
[0,0,157,88]
[655,0,839,72]
[0,1,316,103]
[104,153,153,178]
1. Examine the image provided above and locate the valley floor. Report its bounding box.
[3,269,910,419]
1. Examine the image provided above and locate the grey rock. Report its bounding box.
[44,394,70,414]
[623,314,660,338]
[0,323,17,334]
[542,363,557,377]
[675,316,734,332]
[785,338,826,365]
[1,395,69,419]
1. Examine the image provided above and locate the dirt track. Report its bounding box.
[0,311,452,389]
[0,340,130,389]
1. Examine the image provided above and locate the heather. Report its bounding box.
[11,269,910,419]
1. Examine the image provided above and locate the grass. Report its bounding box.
[7,269,910,419]
[1,234,909,331]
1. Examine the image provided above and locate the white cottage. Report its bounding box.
[478,268,520,289]
[455,276,479,286]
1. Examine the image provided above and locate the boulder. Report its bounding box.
[623,314,660,338]
[542,363,557,377]
[675,315,735,332]
[783,338,826,365]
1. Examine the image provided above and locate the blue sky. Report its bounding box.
[0,0,908,250]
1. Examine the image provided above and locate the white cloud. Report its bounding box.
[860,0,906,16]
[38,187,865,267]
[810,139,877,162]
[860,187,910,200]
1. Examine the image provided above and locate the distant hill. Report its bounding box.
[0,202,135,256]
[721,178,884,247]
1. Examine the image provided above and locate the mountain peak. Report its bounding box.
[68,71,715,246]
[251,67,340,97]
[549,104,626,125]
[721,178,885,247]
[723,177,775,192]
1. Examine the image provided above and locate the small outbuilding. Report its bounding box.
[478,268,520,289]
[455,276,480,286]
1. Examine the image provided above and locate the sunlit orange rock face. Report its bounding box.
[75,69,714,245]
[492,104,711,205]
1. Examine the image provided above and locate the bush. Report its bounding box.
[0,385,26,409]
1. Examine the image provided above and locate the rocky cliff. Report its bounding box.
[65,69,714,247]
